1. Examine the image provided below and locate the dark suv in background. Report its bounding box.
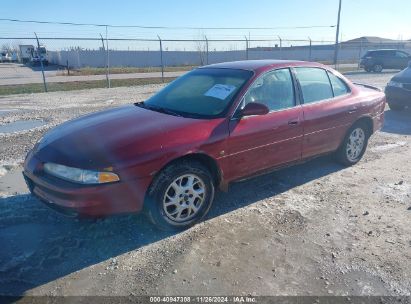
[360,49,411,72]
[385,61,411,111]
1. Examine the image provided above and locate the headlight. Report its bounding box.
[388,81,403,88]
[44,163,120,184]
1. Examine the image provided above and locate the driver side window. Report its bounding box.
[242,68,295,112]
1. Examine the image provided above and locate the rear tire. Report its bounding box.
[336,122,370,166]
[388,103,405,111]
[145,160,215,231]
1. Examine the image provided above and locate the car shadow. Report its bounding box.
[0,155,343,296]
[381,108,411,135]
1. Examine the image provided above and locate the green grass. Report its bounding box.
[0,77,176,96]
[59,65,197,76]
[0,62,361,96]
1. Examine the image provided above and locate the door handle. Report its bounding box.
[288,120,299,126]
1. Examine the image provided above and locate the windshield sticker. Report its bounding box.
[204,84,237,100]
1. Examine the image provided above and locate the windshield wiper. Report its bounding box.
[135,102,182,117]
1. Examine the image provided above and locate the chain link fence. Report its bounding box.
[1,34,410,94]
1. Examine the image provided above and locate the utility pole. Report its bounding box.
[333,0,342,68]
[100,33,109,88]
[34,32,47,92]
[105,25,111,88]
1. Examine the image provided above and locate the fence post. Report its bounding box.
[105,26,111,88]
[205,36,209,65]
[333,0,342,69]
[34,32,47,92]
[245,36,249,60]
[358,39,363,70]
[277,36,282,59]
[158,35,164,83]
[308,37,312,61]
[66,60,70,75]
[100,33,109,88]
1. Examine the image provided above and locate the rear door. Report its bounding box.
[294,67,355,159]
[226,68,303,180]
[381,50,397,69]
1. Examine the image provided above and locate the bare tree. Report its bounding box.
[195,32,207,65]
[1,43,11,53]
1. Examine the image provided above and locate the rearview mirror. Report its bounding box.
[240,102,269,117]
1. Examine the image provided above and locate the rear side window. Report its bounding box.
[327,72,350,97]
[377,50,395,57]
[295,68,333,104]
[396,51,409,58]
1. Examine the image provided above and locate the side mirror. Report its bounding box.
[240,102,269,117]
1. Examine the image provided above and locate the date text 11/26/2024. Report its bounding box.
[149,296,256,303]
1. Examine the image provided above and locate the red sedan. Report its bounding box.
[23,60,386,230]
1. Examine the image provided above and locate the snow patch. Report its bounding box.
[370,142,406,152]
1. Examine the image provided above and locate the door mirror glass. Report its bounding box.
[240,102,269,117]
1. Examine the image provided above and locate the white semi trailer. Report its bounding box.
[19,45,35,63]
[19,45,48,65]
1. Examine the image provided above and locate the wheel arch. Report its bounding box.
[150,152,223,191]
[354,116,374,137]
[337,116,373,151]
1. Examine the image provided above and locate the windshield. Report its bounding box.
[142,68,253,118]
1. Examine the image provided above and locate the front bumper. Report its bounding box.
[385,86,411,106]
[23,152,152,217]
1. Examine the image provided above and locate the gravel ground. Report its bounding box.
[0,71,410,298]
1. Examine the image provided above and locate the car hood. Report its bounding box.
[392,67,411,83]
[34,104,224,170]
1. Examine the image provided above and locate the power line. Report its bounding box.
[0,18,336,30]
[0,37,336,43]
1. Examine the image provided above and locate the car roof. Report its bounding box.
[200,59,325,72]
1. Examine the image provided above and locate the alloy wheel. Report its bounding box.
[374,64,383,73]
[346,128,365,162]
[163,174,206,222]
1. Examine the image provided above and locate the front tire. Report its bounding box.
[373,64,383,73]
[336,122,369,166]
[145,160,215,231]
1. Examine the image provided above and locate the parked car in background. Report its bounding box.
[360,49,411,72]
[6,52,18,62]
[23,60,386,230]
[0,52,7,62]
[31,55,49,66]
[385,61,411,110]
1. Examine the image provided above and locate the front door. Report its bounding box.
[226,68,304,181]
